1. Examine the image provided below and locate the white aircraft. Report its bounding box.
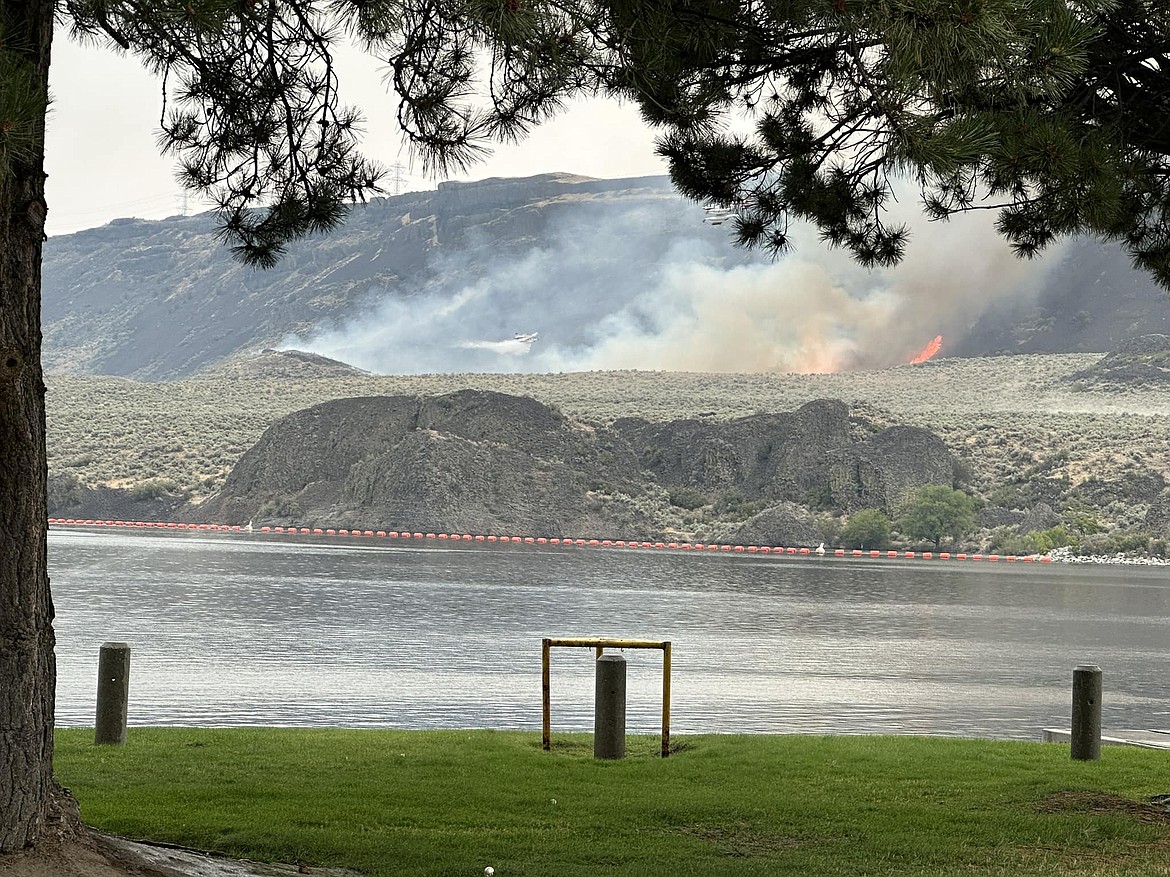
[703,196,756,226]
[703,205,735,226]
[513,332,539,344]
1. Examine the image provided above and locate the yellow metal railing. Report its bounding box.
[541,637,672,757]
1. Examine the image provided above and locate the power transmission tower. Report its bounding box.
[389,162,408,195]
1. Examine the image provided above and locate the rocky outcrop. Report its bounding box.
[612,399,954,515]
[192,392,959,540]
[1064,334,1170,387]
[1074,470,1166,506]
[849,426,957,514]
[48,478,186,522]
[1018,502,1060,533]
[979,505,1023,529]
[724,502,823,548]
[197,389,651,535]
[1145,490,1170,537]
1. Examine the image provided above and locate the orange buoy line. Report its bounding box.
[45,517,1055,562]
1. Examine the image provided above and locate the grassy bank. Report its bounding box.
[55,729,1170,876]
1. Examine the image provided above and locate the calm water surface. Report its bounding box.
[49,530,1170,740]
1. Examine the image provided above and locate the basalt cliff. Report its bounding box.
[182,391,955,543]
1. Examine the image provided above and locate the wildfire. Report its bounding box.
[909,335,943,364]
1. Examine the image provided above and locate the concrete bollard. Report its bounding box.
[594,653,626,760]
[1070,664,1102,761]
[95,642,131,745]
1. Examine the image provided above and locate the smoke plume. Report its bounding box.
[286,193,1062,374]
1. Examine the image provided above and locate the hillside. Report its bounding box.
[45,351,1170,550]
[41,173,700,378]
[953,240,1170,355]
[42,172,1170,380]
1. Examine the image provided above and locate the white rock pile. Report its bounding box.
[1045,546,1170,566]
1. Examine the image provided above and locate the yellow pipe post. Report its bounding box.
[541,637,672,756]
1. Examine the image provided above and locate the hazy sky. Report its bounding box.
[45,35,670,236]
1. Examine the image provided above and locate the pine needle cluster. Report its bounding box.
[42,0,1170,284]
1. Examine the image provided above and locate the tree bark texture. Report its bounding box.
[0,0,56,852]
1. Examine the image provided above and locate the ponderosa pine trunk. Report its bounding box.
[0,0,56,852]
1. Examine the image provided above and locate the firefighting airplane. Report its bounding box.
[703,205,736,226]
[703,196,756,225]
[513,332,539,344]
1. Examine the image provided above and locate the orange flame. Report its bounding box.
[909,335,943,364]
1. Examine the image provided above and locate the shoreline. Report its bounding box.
[47,520,1170,565]
[1045,546,1170,565]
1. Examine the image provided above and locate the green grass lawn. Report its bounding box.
[55,729,1170,877]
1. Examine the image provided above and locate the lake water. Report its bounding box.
[48,529,1170,740]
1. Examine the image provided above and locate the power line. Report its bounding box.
[45,190,215,236]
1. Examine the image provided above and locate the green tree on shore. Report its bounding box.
[841,509,891,550]
[897,485,980,549]
[6,0,1170,856]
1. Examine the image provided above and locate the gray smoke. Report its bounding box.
[286,193,1062,374]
